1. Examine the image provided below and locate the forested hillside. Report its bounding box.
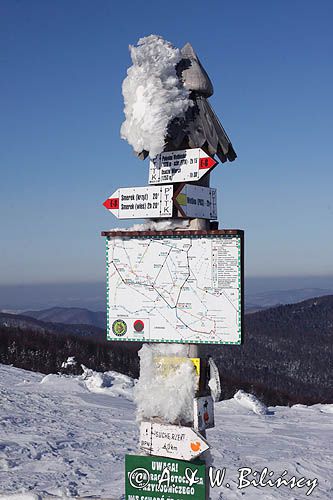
[1,295,332,406]
[204,295,333,405]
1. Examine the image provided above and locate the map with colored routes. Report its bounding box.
[106,233,242,344]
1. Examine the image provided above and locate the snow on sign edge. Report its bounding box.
[105,233,243,345]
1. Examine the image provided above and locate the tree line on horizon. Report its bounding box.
[0,294,332,407]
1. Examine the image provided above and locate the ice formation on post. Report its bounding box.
[134,343,197,424]
[120,35,237,163]
[120,35,193,159]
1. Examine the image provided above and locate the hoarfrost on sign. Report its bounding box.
[134,343,196,423]
[120,35,192,158]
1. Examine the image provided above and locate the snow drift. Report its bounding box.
[40,367,134,400]
[1,364,332,498]
[81,365,134,400]
[120,35,193,158]
[234,389,268,415]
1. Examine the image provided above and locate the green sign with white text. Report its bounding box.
[125,454,206,500]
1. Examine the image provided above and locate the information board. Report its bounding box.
[105,230,243,345]
[125,454,206,500]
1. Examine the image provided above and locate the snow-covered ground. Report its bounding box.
[0,364,332,499]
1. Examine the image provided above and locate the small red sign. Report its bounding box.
[199,157,217,170]
[103,198,119,210]
[134,320,144,332]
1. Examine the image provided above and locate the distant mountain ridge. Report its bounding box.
[1,294,332,405]
[245,287,333,312]
[16,288,333,326]
[23,307,106,329]
[0,311,104,339]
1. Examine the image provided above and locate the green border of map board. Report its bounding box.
[104,230,244,345]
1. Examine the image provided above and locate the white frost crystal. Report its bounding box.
[120,35,192,158]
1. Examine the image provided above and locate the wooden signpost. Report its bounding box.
[102,41,240,500]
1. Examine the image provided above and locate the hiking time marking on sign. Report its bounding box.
[139,421,209,461]
[174,183,217,220]
[103,185,173,219]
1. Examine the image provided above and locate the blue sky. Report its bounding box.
[1,0,332,285]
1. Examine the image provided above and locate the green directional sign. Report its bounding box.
[125,454,206,500]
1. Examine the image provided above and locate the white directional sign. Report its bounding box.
[139,421,209,461]
[174,184,217,219]
[149,148,218,184]
[103,185,173,219]
[105,231,243,345]
[103,183,217,220]
[194,396,215,431]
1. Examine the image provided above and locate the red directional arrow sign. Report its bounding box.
[199,156,217,170]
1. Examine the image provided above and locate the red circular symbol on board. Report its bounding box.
[134,320,144,333]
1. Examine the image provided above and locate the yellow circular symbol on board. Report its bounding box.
[112,319,127,336]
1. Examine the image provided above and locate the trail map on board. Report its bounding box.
[106,233,242,344]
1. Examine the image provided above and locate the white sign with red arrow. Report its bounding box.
[149,148,218,184]
[103,185,173,219]
[174,184,217,220]
[139,421,209,461]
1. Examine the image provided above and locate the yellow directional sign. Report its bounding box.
[154,356,200,378]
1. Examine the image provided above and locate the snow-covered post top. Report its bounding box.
[120,35,193,159]
[120,34,236,164]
